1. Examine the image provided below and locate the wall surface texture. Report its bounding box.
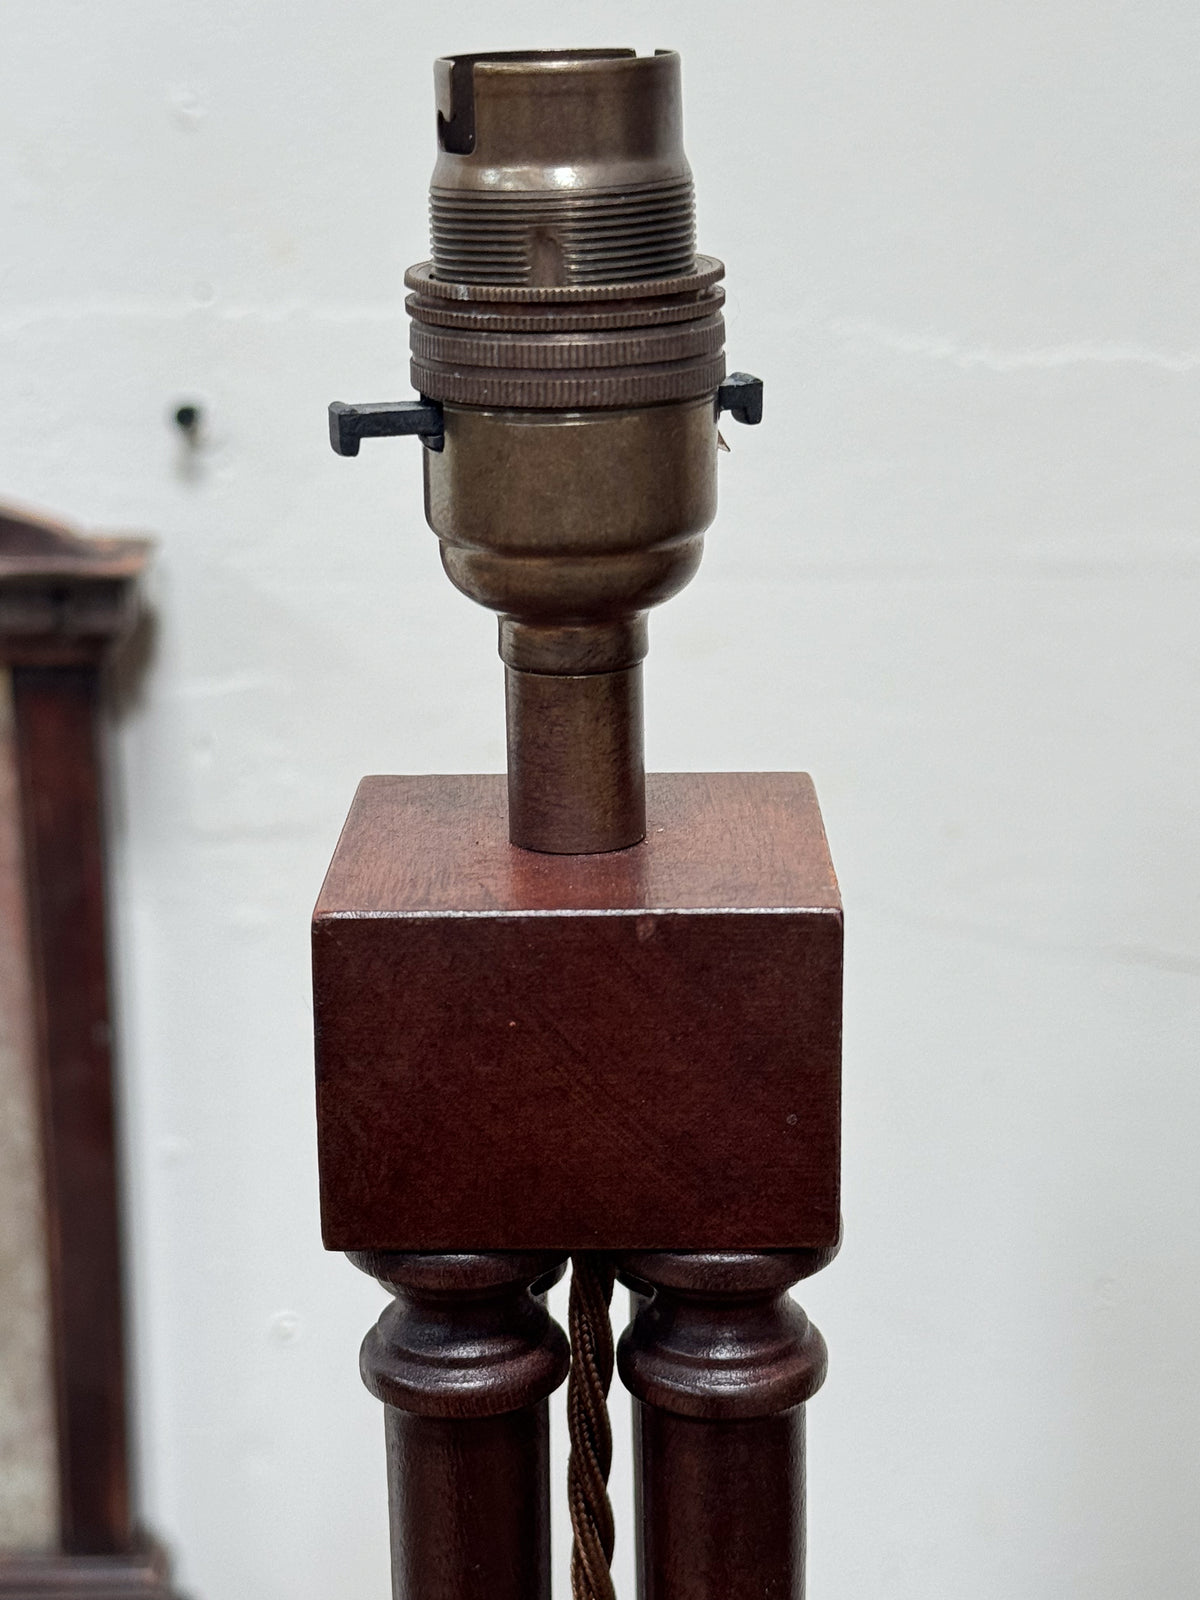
[2,3,1198,1597]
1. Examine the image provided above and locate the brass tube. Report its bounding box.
[505,666,645,855]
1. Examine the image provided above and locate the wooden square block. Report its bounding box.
[313,772,841,1251]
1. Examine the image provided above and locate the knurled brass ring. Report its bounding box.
[404,285,725,334]
[411,315,725,373]
[409,353,727,410]
[404,254,725,305]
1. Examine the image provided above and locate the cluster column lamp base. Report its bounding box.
[317,48,843,1600]
[314,776,841,1598]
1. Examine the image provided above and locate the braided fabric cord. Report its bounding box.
[568,1253,617,1600]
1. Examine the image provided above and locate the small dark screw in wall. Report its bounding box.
[172,403,202,439]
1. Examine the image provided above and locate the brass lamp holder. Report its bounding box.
[329,47,762,854]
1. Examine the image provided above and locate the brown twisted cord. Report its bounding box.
[568,1252,617,1600]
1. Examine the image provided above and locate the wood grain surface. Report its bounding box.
[313,772,842,1252]
[616,1249,836,1600]
[350,1251,570,1600]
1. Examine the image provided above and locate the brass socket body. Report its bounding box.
[319,47,760,853]
[424,397,718,853]
[330,50,755,848]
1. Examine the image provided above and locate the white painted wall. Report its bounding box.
[3,3,1198,1595]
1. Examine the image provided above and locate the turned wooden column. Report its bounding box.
[617,1250,837,1600]
[348,1252,569,1600]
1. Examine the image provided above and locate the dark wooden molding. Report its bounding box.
[0,507,178,1596]
[11,667,128,1553]
[0,1539,177,1599]
[0,507,149,669]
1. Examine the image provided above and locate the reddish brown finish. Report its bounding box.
[0,506,177,1595]
[313,771,842,1252]
[350,1252,570,1600]
[616,1250,836,1600]
[11,667,129,1553]
[634,1408,806,1600]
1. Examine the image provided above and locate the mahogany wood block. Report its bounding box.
[313,772,841,1252]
